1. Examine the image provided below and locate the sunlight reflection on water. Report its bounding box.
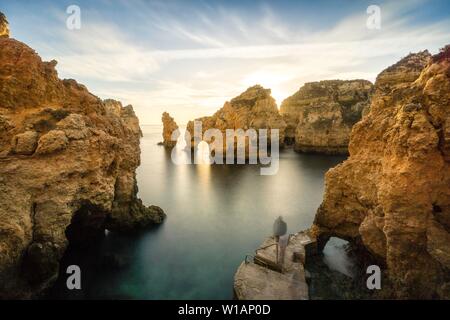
[51,125,351,299]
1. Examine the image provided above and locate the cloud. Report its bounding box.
[28,0,450,125]
[33,17,160,82]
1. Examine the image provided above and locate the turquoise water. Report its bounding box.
[51,125,347,299]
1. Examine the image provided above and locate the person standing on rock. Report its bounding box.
[278,233,290,269]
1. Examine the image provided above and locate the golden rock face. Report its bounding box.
[185,85,287,154]
[280,79,373,154]
[161,112,179,148]
[312,48,450,299]
[0,35,165,298]
[0,12,9,37]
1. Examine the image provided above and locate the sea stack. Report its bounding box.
[0,17,165,298]
[311,48,450,298]
[161,112,179,148]
[186,85,287,154]
[280,80,373,154]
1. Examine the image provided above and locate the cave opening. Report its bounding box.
[432,203,450,233]
[65,202,108,248]
[284,136,295,146]
[47,202,118,299]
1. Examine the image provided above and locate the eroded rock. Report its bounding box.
[56,113,89,140]
[234,232,313,300]
[312,48,450,298]
[11,131,39,155]
[186,85,287,155]
[161,112,179,148]
[35,130,68,155]
[280,80,373,154]
[0,27,165,298]
[0,11,9,38]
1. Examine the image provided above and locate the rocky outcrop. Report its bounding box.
[0,31,165,298]
[234,231,316,300]
[161,112,179,148]
[312,48,450,298]
[0,12,9,38]
[280,80,373,154]
[186,85,286,156]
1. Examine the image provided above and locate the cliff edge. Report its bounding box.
[280,80,373,154]
[0,12,8,37]
[312,48,450,298]
[0,28,165,298]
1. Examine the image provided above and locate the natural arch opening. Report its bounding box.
[322,237,355,278]
[305,236,379,299]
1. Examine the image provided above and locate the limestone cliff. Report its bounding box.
[186,85,286,156]
[280,80,373,154]
[0,12,8,37]
[312,49,450,298]
[0,33,165,298]
[161,112,179,148]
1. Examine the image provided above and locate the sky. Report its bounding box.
[1,0,450,124]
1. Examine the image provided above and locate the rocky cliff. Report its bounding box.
[312,48,450,298]
[0,12,8,37]
[280,80,373,154]
[161,112,179,148]
[0,27,165,298]
[186,85,286,156]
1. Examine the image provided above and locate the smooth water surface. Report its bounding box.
[53,125,347,299]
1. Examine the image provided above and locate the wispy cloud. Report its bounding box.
[8,0,449,124]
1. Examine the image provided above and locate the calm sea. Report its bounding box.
[50,125,350,299]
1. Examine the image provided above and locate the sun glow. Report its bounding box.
[240,71,291,106]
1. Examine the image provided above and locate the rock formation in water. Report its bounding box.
[311,48,450,299]
[186,85,286,156]
[280,80,373,154]
[161,112,179,147]
[0,12,8,37]
[0,21,165,298]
